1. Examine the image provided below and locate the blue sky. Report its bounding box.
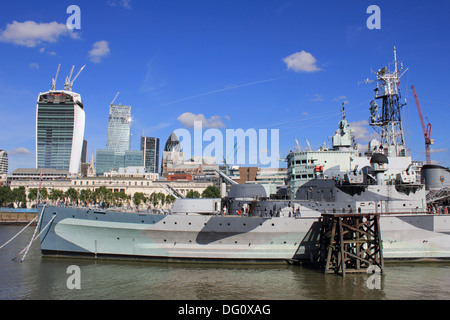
[1,0,449,172]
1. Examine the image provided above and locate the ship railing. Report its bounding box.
[47,203,173,215]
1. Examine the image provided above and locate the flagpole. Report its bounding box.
[38,168,43,204]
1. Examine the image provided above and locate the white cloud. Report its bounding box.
[349,120,379,142]
[283,50,322,72]
[88,40,110,63]
[8,147,31,155]
[108,0,132,9]
[145,121,171,133]
[429,148,449,154]
[177,112,225,129]
[333,95,349,105]
[0,20,79,47]
[29,63,39,70]
[310,94,324,102]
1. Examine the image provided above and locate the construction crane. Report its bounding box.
[64,64,86,91]
[111,92,120,105]
[411,85,434,164]
[51,64,61,90]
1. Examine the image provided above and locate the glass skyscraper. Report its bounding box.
[106,104,131,153]
[95,103,142,175]
[36,91,85,174]
[95,149,143,175]
[141,136,160,173]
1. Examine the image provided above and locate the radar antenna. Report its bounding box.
[366,46,409,157]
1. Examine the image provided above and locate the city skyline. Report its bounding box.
[1,1,450,173]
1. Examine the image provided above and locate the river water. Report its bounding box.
[1,225,449,301]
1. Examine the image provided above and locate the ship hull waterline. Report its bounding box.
[37,206,450,264]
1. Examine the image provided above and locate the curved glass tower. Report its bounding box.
[36,65,86,175]
[36,90,85,174]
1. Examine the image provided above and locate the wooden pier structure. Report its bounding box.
[315,213,384,276]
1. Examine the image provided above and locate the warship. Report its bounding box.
[36,48,450,263]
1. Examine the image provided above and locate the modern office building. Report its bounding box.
[95,149,143,176]
[35,65,86,175]
[141,136,160,173]
[106,104,131,153]
[0,149,8,175]
[96,103,138,175]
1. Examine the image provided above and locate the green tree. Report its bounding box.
[94,186,112,206]
[165,194,176,206]
[158,192,166,207]
[28,188,38,203]
[149,192,159,208]
[186,190,200,198]
[201,185,220,198]
[65,187,79,205]
[12,186,27,208]
[132,192,147,209]
[40,187,49,202]
[113,190,129,207]
[0,186,12,207]
[49,189,64,204]
[79,189,92,204]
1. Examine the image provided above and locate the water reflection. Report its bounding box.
[1,226,449,300]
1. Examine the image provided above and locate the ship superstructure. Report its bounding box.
[286,47,418,199]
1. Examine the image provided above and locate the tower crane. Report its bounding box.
[51,64,61,90]
[411,85,434,164]
[64,64,86,91]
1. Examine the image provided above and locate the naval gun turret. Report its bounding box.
[370,153,389,185]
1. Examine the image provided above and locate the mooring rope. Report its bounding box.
[16,204,47,262]
[14,214,56,262]
[0,216,38,250]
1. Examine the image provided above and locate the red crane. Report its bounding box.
[411,85,433,164]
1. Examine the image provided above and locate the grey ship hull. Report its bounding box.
[37,204,450,263]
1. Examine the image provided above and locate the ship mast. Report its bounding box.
[368,46,408,157]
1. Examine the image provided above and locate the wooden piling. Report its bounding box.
[315,213,384,276]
